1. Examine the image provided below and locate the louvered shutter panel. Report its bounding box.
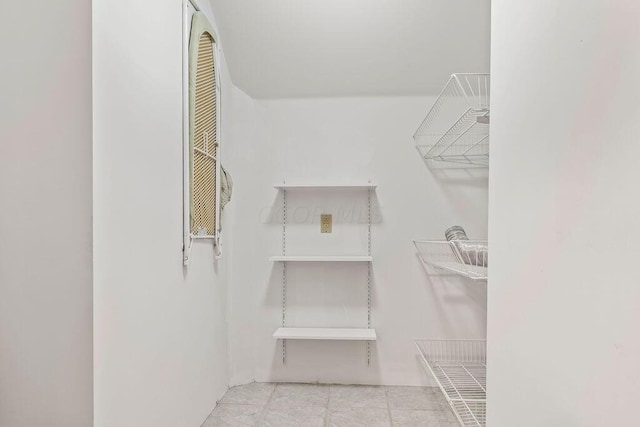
[191,32,217,235]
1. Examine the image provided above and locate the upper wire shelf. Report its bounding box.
[414,240,488,281]
[414,73,490,167]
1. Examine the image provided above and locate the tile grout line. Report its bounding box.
[255,382,279,426]
[200,383,236,426]
[209,383,459,427]
[325,384,332,427]
[385,387,395,427]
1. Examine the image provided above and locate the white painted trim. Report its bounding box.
[182,0,192,264]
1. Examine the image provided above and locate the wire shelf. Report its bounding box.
[414,240,488,281]
[416,339,487,427]
[414,74,490,167]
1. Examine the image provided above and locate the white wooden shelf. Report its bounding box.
[270,255,373,262]
[274,183,376,190]
[273,179,376,364]
[273,327,377,341]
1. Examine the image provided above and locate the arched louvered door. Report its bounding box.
[191,31,217,236]
[183,6,221,264]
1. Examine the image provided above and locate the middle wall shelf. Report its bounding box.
[274,327,377,341]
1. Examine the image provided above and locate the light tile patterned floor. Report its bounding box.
[201,383,459,427]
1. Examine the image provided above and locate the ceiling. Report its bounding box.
[210,0,490,98]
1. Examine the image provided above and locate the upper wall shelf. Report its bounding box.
[274,183,376,190]
[413,73,490,167]
[270,255,373,262]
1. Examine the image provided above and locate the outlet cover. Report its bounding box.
[321,214,332,233]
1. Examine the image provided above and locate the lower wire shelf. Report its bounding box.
[415,339,486,427]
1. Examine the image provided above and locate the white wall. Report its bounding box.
[93,1,233,425]
[0,1,93,426]
[227,97,488,385]
[210,0,490,98]
[220,84,268,385]
[488,1,640,425]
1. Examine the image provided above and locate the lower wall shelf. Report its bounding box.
[415,339,486,427]
[273,327,377,341]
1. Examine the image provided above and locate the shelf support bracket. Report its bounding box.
[367,184,372,367]
[281,185,287,365]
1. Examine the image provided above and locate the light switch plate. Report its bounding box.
[321,214,332,233]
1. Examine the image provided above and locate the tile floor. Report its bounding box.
[201,383,459,427]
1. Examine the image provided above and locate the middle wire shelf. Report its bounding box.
[414,240,488,281]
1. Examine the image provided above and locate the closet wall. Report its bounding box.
[0,1,93,426]
[226,96,488,385]
[489,1,640,425]
[93,1,243,425]
[219,84,268,385]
